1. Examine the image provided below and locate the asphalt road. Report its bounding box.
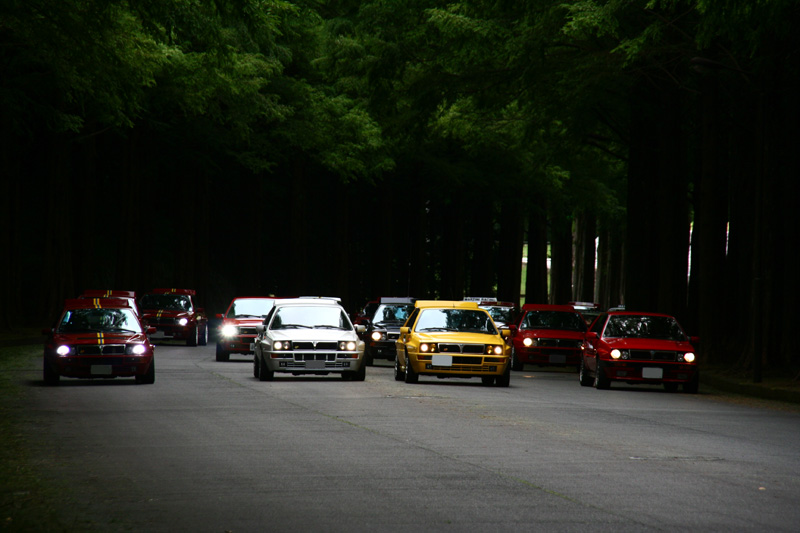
[22,343,800,532]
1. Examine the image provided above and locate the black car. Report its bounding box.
[363,297,416,365]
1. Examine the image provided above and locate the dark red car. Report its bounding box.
[139,288,208,346]
[466,298,518,330]
[579,311,699,393]
[509,304,587,370]
[43,298,155,385]
[79,289,140,316]
[215,297,277,362]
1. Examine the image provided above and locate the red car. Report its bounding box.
[139,288,208,346]
[579,311,699,393]
[509,304,587,370]
[42,297,155,385]
[79,290,140,316]
[216,297,277,362]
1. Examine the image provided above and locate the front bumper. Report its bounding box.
[517,347,581,366]
[47,355,153,379]
[410,354,509,377]
[218,334,257,354]
[599,360,698,383]
[367,340,398,359]
[265,351,363,374]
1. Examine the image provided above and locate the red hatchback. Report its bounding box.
[579,311,699,393]
[139,288,208,346]
[216,297,277,362]
[509,304,587,370]
[43,298,155,385]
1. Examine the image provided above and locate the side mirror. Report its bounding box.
[508,325,518,336]
[355,324,366,334]
[400,327,409,334]
[255,325,265,334]
[147,326,157,335]
[501,329,511,338]
[585,332,598,340]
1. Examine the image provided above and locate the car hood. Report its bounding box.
[521,329,585,340]
[142,310,192,318]
[414,331,503,344]
[603,337,695,351]
[222,317,264,327]
[51,332,149,345]
[269,329,357,342]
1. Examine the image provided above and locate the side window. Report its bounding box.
[405,308,420,329]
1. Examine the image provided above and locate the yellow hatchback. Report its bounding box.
[394,300,512,386]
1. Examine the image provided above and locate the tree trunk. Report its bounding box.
[525,202,548,304]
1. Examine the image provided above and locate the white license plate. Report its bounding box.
[642,367,663,379]
[432,355,453,367]
[91,365,112,375]
[549,354,567,364]
[249,343,255,351]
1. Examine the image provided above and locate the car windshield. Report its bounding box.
[603,315,686,341]
[484,307,514,324]
[372,304,413,325]
[522,311,587,332]
[414,309,497,335]
[270,306,352,330]
[227,298,275,318]
[58,308,142,334]
[140,294,192,311]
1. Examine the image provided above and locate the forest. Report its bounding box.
[1,1,798,379]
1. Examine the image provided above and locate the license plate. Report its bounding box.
[549,354,566,364]
[642,367,663,379]
[432,355,452,367]
[306,359,325,370]
[91,365,112,375]
[249,343,255,351]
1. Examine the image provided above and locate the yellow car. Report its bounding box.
[394,300,512,386]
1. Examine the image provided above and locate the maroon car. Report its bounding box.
[139,288,208,346]
[43,298,155,385]
[216,297,277,362]
[509,304,587,370]
[579,311,699,393]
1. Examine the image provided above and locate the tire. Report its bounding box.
[136,361,155,384]
[43,359,60,386]
[352,361,366,381]
[257,355,274,381]
[578,356,593,387]
[187,326,198,347]
[404,353,418,384]
[510,347,523,371]
[683,374,699,394]
[482,376,495,386]
[215,343,230,362]
[198,324,208,346]
[394,355,405,381]
[495,364,511,387]
[253,354,260,378]
[593,358,610,389]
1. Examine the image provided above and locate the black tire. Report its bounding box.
[394,355,405,381]
[198,324,208,346]
[136,361,155,384]
[257,355,274,381]
[593,358,610,389]
[215,343,230,362]
[352,361,366,381]
[510,347,523,371]
[495,364,511,387]
[187,326,198,347]
[578,356,593,387]
[482,376,495,386]
[253,354,260,378]
[43,359,60,386]
[404,353,418,384]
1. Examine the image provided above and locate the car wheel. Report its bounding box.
[253,354,260,378]
[394,354,405,381]
[578,356,593,387]
[683,374,699,394]
[510,347,523,371]
[404,353,418,384]
[481,376,495,386]
[257,355,274,381]
[187,326,198,347]
[352,362,366,382]
[43,360,60,386]
[136,361,155,384]
[495,364,511,387]
[198,324,208,346]
[215,343,230,362]
[593,358,610,389]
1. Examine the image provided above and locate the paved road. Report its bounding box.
[23,343,800,532]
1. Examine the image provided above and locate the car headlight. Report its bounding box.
[178,318,189,326]
[338,341,357,351]
[611,349,622,359]
[221,324,237,337]
[485,344,504,355]
[371,331,384,342]
[420,343,438,353]
[56,345,71,356]
[126,344,147,355]
[681,352,696,363]
[522,337,533,347]
[273,340,292,351]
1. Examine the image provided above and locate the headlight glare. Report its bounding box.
[128,344,147,355]
[273,340,291,351]
[611,349,622,359]
[221,324,237,337]
[683,352,696,363]
[56,345,71,356]
[178,318,189,326]
[371,331,383,342]
[522,337,533,347]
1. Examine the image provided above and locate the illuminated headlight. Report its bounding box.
[485,344,504,355]
[126,344,147,355]
[177,318,189,326]
[338,341,357,351]
[221,324,237,337]
[681,352,696,363]
[56,345,71,356]
[371,331,384,342]
[523,337,533,347]
[611,349,622,359]
[273,340,292,351]
[420,343,438,353]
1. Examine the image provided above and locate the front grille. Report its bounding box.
[289,341,338,350]
[388,332,400,340]
[538,339,581,349]
[76,345,126,355]
[629,350,680,362]
[238,327,258,336]
[298,354,334,362]
[438,344,485,354]
[150,317,176,325]
[316,342,338,351]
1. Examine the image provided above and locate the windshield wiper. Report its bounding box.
[275,324,312,329]
[418,327,452,332]
[314,325,346,330]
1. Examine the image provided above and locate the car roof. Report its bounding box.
[151,288,196,296]
[480,301,516,308]
[379,297,416,304]
[63,298,134,310]
[229,296,278,301]
[415,300,480,310]
[607,310,674,318]
[522,304,579,313]
[80,290,136,298]
[274,297,343,307]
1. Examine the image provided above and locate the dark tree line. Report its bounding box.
[2,1,798,378]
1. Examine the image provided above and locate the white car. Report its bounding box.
[253,298,366,381]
